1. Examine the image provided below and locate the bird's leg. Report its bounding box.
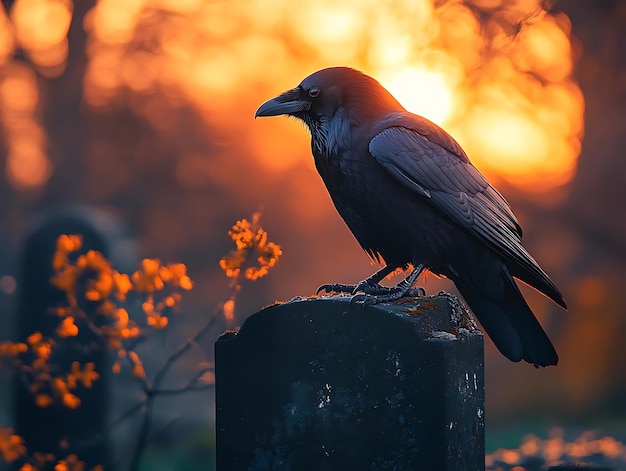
[318,264,426,300]
[352,264,426,304]
[353,265,399,294]
[317,265,396,296]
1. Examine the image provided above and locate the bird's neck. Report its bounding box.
[308,108,352,160]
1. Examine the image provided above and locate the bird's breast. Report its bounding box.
[313,139,465,273]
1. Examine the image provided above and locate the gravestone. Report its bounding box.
[216,294,485,471]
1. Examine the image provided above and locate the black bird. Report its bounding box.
[255,67,566,367]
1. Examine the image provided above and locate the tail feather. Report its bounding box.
[509,262,567,310]
[454,267,558,367]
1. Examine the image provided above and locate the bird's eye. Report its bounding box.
[308,87,320,98]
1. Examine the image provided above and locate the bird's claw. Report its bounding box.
[318,280,426,302]
[353,280,384,295]
[356,283,425,298]
[317,283,357,295]
[318,281,397,297]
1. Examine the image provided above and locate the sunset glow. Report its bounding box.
[1,1,584,192]
[84,0,582,192]
[381,67,455,125]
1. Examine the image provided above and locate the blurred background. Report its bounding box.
[0,0,624,465]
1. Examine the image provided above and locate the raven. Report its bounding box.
[255,67,566,367]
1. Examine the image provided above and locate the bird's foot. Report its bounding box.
[318,264,426,304]
[317,280,425,304]
[351,285,426,305]
[354,279,425,297]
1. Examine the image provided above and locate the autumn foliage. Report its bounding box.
[220,212,283,283]
[0,214,281,469]
[219,212,282,324]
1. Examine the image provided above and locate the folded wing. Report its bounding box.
[369,121,566,309]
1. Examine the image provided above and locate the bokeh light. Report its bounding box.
[75,0,584,192]
[0,63,52,190]
[10,0,72,77]
[380,66,455,125]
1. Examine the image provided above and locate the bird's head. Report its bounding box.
[255,67,405,135]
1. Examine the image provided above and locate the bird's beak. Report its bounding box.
[255,88,310,118]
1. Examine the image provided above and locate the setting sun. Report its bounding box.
[380,67,455,125]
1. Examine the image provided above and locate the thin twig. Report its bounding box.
[150,313,221,392]
[150,383,214,396]
[70,400,146,450]
[108,401,146,431]
[127,302,225,471]
[128,395,152,471]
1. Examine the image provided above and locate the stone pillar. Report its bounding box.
[215,294,485,471]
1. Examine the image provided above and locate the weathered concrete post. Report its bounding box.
[215,294,485,470]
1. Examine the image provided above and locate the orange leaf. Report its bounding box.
[57,317,79,338]
[35,394,53,408]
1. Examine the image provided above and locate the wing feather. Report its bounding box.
[369,124,565,307]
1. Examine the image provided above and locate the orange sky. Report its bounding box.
[0,0,584,193]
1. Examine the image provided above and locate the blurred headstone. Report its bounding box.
[13,207,136,470]
[216,294,485,470]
